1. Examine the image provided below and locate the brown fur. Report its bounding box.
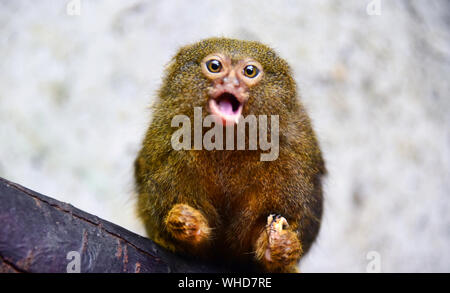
[134,37,325,272]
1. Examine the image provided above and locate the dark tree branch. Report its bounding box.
[0,177,226,273]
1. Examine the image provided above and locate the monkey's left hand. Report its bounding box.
[255,214,303,272]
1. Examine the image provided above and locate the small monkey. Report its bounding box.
[134,38,325,272]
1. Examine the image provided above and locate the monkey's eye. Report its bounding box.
[243,65,259,78]
[206,59,222,73]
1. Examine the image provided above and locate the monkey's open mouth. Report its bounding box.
[209,92,243,125]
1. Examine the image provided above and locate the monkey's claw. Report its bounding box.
[165,204,211,246]
[255,214,303,272]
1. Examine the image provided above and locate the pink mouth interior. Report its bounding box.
[216,93,241,115]
[209,92,243,125]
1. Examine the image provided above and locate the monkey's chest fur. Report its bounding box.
[191,145,318,253]
[135,117,324,268]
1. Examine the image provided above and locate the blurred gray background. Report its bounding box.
[0,0,449,272]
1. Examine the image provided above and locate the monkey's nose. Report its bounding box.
[223,71,240,87]
[223,77,240,86]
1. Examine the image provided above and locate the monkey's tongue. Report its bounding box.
[218,99,234,115]
[209,93,243,126]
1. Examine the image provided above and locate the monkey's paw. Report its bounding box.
[255,214,303,272]
[165,204,211,247]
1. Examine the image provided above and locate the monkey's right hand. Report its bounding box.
[165,204,211,247]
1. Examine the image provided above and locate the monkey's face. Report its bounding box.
[162,38,297,124]
[201,53,264,126]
